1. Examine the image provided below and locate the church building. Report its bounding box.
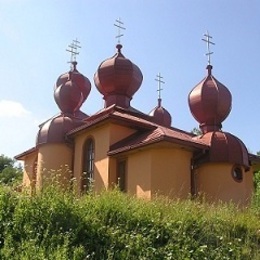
[15,31,260,206]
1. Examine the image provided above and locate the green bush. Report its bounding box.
[0,185,258,259]
[0,155,22,185]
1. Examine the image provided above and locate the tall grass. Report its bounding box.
[0,185,259,259]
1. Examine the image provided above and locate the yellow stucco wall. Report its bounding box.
[22,151,38,192]
[73,123,136,193]
[196,163,254,205]
[150,148,192,199]
[37,143,73,189]
[109,124,136,145]
[127,150,152,199]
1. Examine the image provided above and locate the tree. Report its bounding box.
[0,154,22,185]
[191,127,202,136]
[0,154,14,172]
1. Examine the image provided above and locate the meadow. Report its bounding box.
[0,183,259,260]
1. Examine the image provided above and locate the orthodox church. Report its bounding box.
[15,32,260,205]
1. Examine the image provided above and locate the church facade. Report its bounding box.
[15,39,260,206]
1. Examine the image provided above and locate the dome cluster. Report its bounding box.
[35,40,249,170]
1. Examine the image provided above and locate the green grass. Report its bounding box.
[0,185,259,259]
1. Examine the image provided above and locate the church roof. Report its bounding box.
[108,126,208,156]
[15,147,37,160]
[67,105,208,154]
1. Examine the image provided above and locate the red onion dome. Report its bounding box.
[36,114,84,146]
[94,44,143,108]
[199,131,249,170]
[188,65,232,134]
[54,62,91,114]
[149,99,172,127]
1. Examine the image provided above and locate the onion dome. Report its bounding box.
[149,98,172,127]
[199,131,249,170]
[54,62,91,116]
[94,44,143,108]
[188,65,232,134]
[36,114,83,145]
[37,61,91,146]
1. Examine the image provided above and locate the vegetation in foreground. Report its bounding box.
[0,154,260,259]
[0,184,258,260]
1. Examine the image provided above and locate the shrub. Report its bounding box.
[0,186,258,259]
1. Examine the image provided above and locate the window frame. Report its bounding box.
[117,159,127,192]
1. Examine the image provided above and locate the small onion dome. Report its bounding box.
[188,65,232,134]
[200,131,249,170]
[94,44,143,108]
[149,98,172,127]
[36,114,83,146]
[54,62,91,114]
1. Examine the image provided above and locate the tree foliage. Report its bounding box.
[191,127,202,136]
[0,154,22,185]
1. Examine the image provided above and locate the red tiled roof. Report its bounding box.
[67,105,208,154]
[67,105,157,136]
[108,126,208,155]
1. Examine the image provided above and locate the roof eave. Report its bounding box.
[15,147,37,160]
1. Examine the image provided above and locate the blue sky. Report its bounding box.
[1,0,260,158]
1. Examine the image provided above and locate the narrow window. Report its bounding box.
[232,166,243,182]
[117,160,127,192]
[82,138,94,192]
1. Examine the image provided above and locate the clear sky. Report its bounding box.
[1,0,260,158]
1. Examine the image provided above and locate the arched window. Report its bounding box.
[82,138,95,192]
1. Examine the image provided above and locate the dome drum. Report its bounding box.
[36,114,84,146]
[199,131,249,170]
[104,94,131,108]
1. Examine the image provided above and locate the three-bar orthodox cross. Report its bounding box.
[202,31,215,65]
[66,39,81,64]
[155,73,165,100]
[114,18,126,43]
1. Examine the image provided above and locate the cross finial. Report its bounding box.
[155,73,165,100]
[114,18,126,44]
[66,39,81,67]
[202,31,215,65]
